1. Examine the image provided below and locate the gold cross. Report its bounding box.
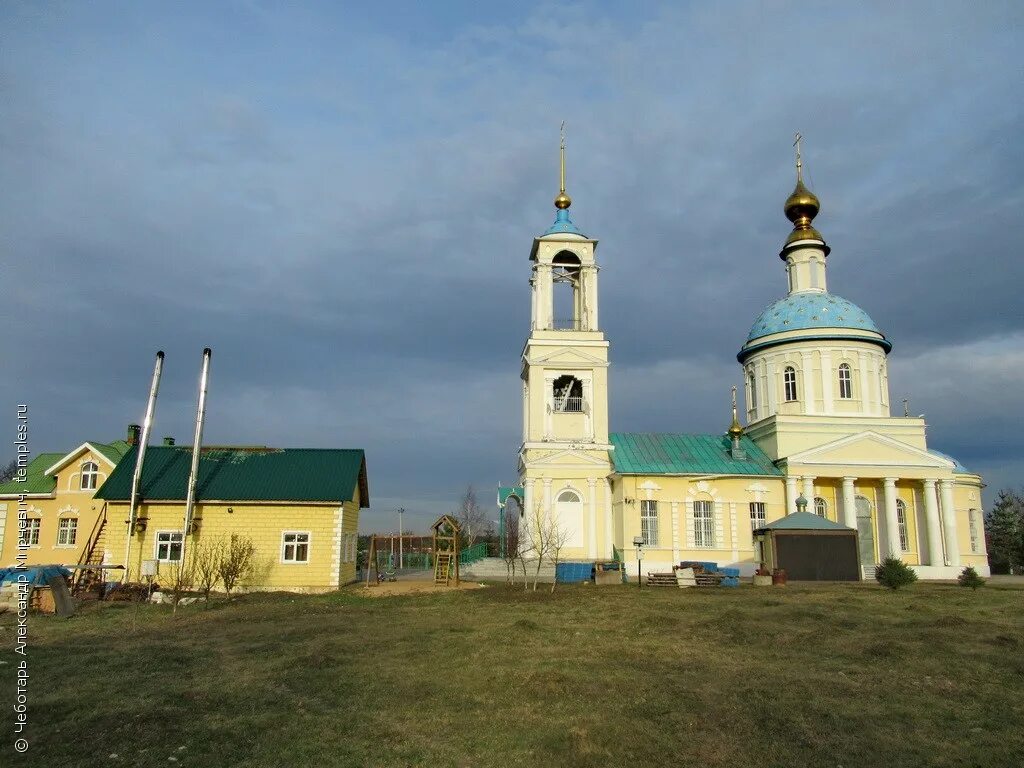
[794,132,803,181]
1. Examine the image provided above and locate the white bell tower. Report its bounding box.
[518,126,613,560]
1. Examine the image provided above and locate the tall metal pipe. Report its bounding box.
[123,351,164,582]
[180,348,211,568]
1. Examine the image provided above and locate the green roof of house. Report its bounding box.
[610,433,783,476]
[95,445,369,506]
[91,440,132,465]
[755,511,853,531]
[0,453,66,496]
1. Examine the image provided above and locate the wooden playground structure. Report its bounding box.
[363,515,462,588]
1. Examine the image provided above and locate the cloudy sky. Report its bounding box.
[2,1,1021,532]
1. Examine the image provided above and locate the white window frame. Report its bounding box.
[783,366,798,402]
[748,372,757,411]
[282,531,311,564]
[20,518,41,547]
[640,500,658,547]
[896,499,909,552]
[155,530,184,563]
[838,363,853,399]
[693,500,715,548]
[749,501,766,530]
[968,509,979,553]
[80,461,99,490]
[57,517,78,547]
[814,497,828,518]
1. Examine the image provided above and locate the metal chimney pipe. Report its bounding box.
[123,351,164,582]
[180,348,211,567]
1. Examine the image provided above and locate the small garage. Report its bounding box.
[754,511,860,581]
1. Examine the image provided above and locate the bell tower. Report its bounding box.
[518,126,613,560]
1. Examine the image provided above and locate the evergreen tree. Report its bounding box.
[984,489,1024,574]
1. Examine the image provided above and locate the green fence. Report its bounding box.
[458,542,489,566]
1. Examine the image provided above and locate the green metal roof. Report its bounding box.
[91,440,132,464]
[0,453,65,496]
[95,445,369,506]
[610,433,783,476]
[755,510,853,531]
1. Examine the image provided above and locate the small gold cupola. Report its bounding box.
[783,133,826,249]
[728,386,746,459]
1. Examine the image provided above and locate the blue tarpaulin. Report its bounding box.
[0,566,71,588]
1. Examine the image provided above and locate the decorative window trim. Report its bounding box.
[155,530,184,563]
[749,501,766,530]
[838,362,853,399]
[282,531,311,564]
[20,518,42,547]
[813,497,828,518]
[693,500,715,548]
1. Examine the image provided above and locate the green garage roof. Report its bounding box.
[95,446,369,506]
[755,511,853,531]
[610,433,783,476]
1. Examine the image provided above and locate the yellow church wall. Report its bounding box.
[953,478,987,566]
[104,490,360,592]
[521,461,612,560]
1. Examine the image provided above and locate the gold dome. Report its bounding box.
[784,178,820,229]
[728,419,744,438]
[554,191,572,209]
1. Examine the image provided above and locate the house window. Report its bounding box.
[783,367,798,402]
[814,497,828,518]
[640,500,658,547]
[749,501,766,530]
[57,517,78,546]
[968,510,979,553]
[282,532,310,563]
[748,372,757,412]
[80,461,99,490]
[156,531,183,562]
[896,500,909,552]
[552,375,584,412]
[20,518,41,546]
[838,363,853,399]
[693,500,715,548]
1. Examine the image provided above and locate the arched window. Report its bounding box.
[813,497,828,518]
[838,363,853,399]
[895,499,909,552]
[783,367,798,402]
[552,375,584,412]
[80,461,99,490]
[551,250,582,330]
[557,490,580,504]
[748,372,757,411]
[58,517,78,546]
[555,489,583,547]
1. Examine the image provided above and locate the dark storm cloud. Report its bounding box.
[2,1,1021,530]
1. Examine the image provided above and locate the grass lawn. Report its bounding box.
[3,580,1023,767]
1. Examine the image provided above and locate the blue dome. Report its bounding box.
[745,292,885,344]
[542,208,584,237]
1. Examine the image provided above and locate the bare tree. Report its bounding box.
[501,500,522,586]
[548,520,570,594]
[165,559,196,615]
[218,534,257,597]
[525,500,568,591]
[192,536,224,602]
[0,459,18,484]
[455,485,488,549]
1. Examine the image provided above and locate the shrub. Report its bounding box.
[875,556,918,590]
[957,565,986,590]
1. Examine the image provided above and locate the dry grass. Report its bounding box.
[3,580,1023,767]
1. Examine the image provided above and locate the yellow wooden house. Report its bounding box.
[95,444,368,592]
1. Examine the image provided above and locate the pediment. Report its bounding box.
[45,442,119,475]
[529,347,607,366]
[785,431,953,470]
[527,447,612,468]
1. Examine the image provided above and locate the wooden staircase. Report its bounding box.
[72,509,107,597]
[434,552,453,586]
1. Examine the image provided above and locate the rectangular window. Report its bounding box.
[749,501,766,530]
[282,532,310,563]
[20,519,41,547]
[896,504,909,552]
[57,518,78,546]
[969,510,979,553]
[640,500,658,547]
[155,531,183,562]
[693,500,715,548]
[783,367,798,402]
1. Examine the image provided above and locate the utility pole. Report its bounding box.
[398,507,405,569]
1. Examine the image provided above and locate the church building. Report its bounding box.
[503,136,989,580]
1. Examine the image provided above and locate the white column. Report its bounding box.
[604,479,613,558]
[766,361,777,417]
[921,479,943,567]
[543,478,552,515]
[785,476,798,515]
[821,351,834,414]
[882,477,901,558]
[587,478,597,558]
[841,477,857,528]
[800,352,814,415]
[939,479,959,567]
[802,476,815,509]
